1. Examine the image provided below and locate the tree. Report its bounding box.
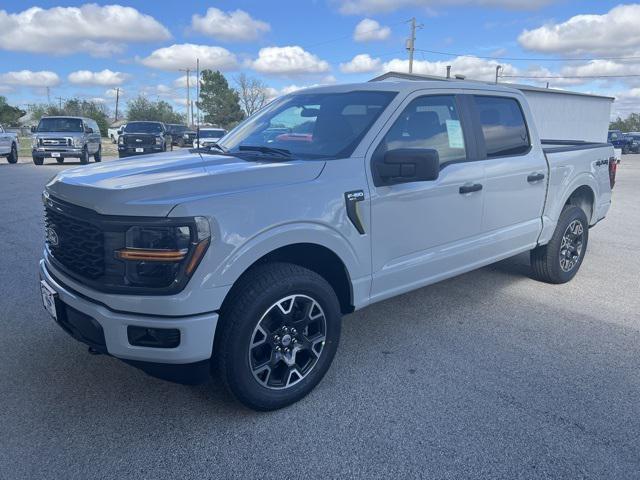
[27,98,110,136]
[126,96,185,124]
[197,70,245,129]
[234,73,268,116]
[0,96,25,126]
[610,113,640,132]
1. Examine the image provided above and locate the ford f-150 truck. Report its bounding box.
[0,124,19,163]
[39,81,616,410]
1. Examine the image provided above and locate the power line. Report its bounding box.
[414,47,640,63]
[502,74,640,79]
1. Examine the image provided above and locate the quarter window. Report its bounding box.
[378,95,466,166]
[474,96,530,158]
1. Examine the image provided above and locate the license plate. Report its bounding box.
[51,152,60,158]
[40,280,58,320]
[135,148,144,153]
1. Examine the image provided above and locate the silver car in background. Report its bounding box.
[32,116,102,165]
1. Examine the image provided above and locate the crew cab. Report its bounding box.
[118,121,172,158]
[32,116,102,165]
[0,124,19,163]
[39,81,615,411]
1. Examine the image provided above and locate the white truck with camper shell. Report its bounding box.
[39,79,616,410]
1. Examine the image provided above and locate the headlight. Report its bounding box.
[73,137,82,148]
[114,217,210,288]
[183,133,190,139]
[155,137,163,145]
[32,136,38,148]
[118,135,124,145]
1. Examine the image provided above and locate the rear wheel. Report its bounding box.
[7,143,18,163]
[94,145,102,162]
[215,263,342,411]
[531,205,589,284]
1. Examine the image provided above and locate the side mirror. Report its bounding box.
[372,148,440,186]
[31,126,36,133]
[85,127,93,134]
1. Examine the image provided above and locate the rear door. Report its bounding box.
[367,92,486,302]
[469,94,548,255]
[0,126,8,154]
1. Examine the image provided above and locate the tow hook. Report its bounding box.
[88,347,102,355]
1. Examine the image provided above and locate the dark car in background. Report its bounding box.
[166,124,196,147]
[608,130,633,154]
[625,132,640,153]
[118,121,172,158]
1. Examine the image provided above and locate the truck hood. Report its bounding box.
[46,151,325,217]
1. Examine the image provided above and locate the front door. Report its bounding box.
[368,93,486,303]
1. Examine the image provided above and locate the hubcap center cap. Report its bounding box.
[281,334,292,347]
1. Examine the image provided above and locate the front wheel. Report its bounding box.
[80,147,89,164]
[7,143,18,163]
[56,157,65,164]
[32,156,43,165]
[215,263,342,411]
[530,205,589,284]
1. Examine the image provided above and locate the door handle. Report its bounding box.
[527,173,545,183]
[459,183,483,194]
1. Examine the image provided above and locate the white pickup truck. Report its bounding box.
[0,124,19,163]
[39,80,616,410]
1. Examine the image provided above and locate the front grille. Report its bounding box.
[44,206,105,279]
[41,138,71,147]
[124,135,155,146]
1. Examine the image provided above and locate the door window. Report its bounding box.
[473,96,530,158]
[378,95,466,166]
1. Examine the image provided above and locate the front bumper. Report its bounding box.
[39,260,218,366]
[118,146,164,157]
[33,148,83,158]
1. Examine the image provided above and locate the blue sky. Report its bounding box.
[1,1,638,119]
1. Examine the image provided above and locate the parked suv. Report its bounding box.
[608,130,632,154]
[166,124,196,147]
[118,121,172,158]
[40,81,615,410]
[32,116,102,165]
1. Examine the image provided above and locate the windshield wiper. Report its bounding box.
[238,145,291,157]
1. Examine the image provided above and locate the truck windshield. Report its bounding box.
[37,118,83,133]
[200,129,225,138]
[218,90,397,159]
[125,123,163,134]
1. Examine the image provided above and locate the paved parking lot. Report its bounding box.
[1,155,639,479]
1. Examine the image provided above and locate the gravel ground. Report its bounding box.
[0,155,638,479]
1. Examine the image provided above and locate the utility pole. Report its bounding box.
[406,17,422,74]
[495,65,503,84]
[179,68,191,126]
[46,87,51,104]
[191,100,195,126]
[55,96,64,110]
[114,87,120,122]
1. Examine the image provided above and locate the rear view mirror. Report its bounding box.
[301,107,320,117]
[372,148,440,186]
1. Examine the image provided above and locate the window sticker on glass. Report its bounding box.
[446,120,464,149]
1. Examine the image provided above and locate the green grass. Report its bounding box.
[17,137,119,159]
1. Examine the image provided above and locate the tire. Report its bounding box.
[6,143,18,164]
[94,145,102,162]
[80,146,89,164]
[530,205,589,284]
[110,135,116,144]
[32,156,43,165]
[177,138,185,148]
[215,262,342,411]
[56,157,65,164]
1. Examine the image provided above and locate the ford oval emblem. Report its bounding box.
[46,227,59,247]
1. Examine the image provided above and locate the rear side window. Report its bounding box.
[473,96,530,158]
[379,95,467,166]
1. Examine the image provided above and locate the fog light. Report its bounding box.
[127,326,180,348]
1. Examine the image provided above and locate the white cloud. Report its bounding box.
[353,18,390,42]
[250,46,330,75]
[68,69,130,87]
[0,5,170,57]
[382,55,518,82]
[610,88,640,118]
[0,70,60,87]
[191,8,270,42]
[174,75,197,88]
[336,0,551,15]
[519,4,640,55]
[340,54,382,73]
[141,43,238,71]
[105,88,125,98]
